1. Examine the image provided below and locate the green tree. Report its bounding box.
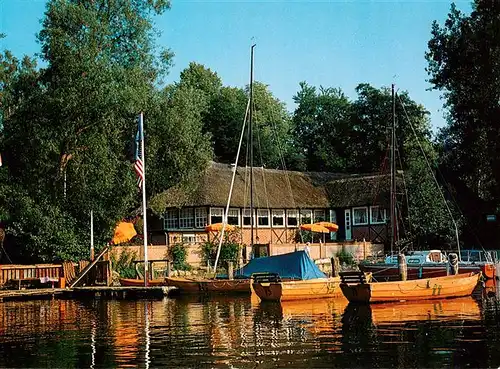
[426,1,500,246]
[0,0,212,261]
[292,82,352,172]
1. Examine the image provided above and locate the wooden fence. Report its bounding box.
[0,264,63,287]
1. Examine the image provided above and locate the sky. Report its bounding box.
[0,0,473,131]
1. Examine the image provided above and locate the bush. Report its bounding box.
[336,249,355,266]
[201,240,241,269]
[168,242,191,271]
[110,247,137,278]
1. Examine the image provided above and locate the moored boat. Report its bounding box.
[359,249,495,280]
[340,271,480,303]
[164,277,249,293]
[119,278,167,287]
[252,274,342,302]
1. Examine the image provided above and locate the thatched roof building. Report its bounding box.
[151,162,392,212]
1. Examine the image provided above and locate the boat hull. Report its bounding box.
[359,262,494,280]
[340,272,481,303]
[252,277,342,302]
[165,277,250,294]
[119,278,166,287]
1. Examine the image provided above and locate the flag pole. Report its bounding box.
[140,112,149,287]
[90,210,94,261]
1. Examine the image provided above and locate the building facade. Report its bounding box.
[149,162,392,252]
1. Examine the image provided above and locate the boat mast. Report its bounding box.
[249,44,255,252]
[390,84,398,255]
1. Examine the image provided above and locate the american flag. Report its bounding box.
[134,117,144,189]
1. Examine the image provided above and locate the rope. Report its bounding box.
[398,94,461,260]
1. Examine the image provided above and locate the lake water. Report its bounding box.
[0,283,499,368]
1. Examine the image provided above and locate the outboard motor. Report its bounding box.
[448,253,459,275]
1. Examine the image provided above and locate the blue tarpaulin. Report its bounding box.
[235,250,326,280]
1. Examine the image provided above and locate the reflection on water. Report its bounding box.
[1,287,500,368]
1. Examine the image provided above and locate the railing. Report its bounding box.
[0,264,63,287]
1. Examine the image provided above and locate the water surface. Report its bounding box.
[0,284,499,368]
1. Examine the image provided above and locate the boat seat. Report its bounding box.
[252,272,282,283]
[340,271,369,285]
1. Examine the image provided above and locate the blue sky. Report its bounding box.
[1,0,472,131]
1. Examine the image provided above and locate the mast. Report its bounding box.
[249,44,256,251]
[390,84,398,255]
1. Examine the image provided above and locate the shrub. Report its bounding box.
[201,240,241,269]
[168,242,191,271]
[336,249,355,266]
[110,247,137,278]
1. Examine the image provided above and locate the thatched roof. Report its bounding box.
[151,161,391,211]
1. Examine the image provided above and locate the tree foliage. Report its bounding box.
[426,0,500,247]
[0,0,213,261]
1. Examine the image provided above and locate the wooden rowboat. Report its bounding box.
[165,277,250,294]
[119,278,167,287]
[252,273,343,302]
[340,272,481,304]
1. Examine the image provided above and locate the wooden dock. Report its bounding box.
[0,286,177,302]
[0,288,66,302]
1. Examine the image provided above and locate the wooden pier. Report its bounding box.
[0,286,177,302]
[0,288,66,302]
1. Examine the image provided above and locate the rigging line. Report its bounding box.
[394,126,413,241]
[398,94,461,260]
[213,98,250,274]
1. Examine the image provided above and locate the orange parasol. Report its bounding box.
[315,221,339,232]
[112,222,137,244]
[205,223,236,232]
[299,223,330,233]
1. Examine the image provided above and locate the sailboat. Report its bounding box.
[166,45,290,294]
[357,85,494,281]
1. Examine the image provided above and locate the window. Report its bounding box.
[370,206,387,224]
[165,209,178,229]
[227,208,240,226]
[257,209,270,227]
[314,209,326,222]
[352,207,368,225]
[272,209,285,227]
[300,209,313,225]
[182,233,196,244]
[210,207,224,224]
[179,208,194,228]
[287,210,299,227]
[195,208,207,228]
[242,209,254,227]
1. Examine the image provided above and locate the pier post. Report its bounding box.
[331,257,340,277]
[166,260,171,277]
[448,253,459,275]
[228,261,234,280]
[398,254,407,281]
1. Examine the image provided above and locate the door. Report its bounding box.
[329,209,337,241]
[344,209,352,240]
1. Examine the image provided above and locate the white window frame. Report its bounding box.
[352,206,369,226]
[300,209,313,225]
[165,209,178,229]
[182,233,196,244]
[257,209,270,227]
[242,209,255,227]
[370,206,387,224]
[195,208,207,229]
[227,208,240,226]
[314,209,326,223]
[271,209,285,227]
[179,208,194,229]
[286,209,299,227]
[210,207,224,224]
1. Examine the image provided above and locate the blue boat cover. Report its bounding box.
[235,250,326,280]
